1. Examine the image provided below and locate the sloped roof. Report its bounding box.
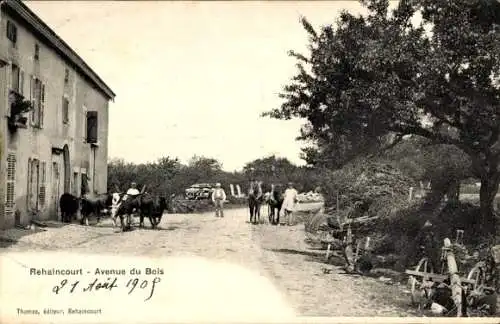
[1,0,115,100]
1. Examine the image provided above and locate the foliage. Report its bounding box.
[319,155,417,216]
[263,0,500,233]
[107,155,324,198]
[242,154,323,192]
[9,91,33,116]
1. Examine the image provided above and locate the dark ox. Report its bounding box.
[59,193,79,223]
[114,192,169,231]
[80,193,113,225]
[248,182,263,225]
[139,193,169,229]
[268,184,285,225]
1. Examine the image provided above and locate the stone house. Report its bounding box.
[0,0,115,229]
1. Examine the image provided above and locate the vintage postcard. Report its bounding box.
[1,0,500,323]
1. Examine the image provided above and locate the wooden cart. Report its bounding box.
[405,230,493,316]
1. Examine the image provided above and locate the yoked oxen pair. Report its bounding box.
[59,192,114,225]
[113,192,169,231]
[80,192,113,226]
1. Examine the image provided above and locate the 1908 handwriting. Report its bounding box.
[52,276,161,301]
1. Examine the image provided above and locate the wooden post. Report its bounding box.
[336,192,340,213]
[443,238,463,317]
[409,187,414,202]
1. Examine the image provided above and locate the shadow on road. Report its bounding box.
[267,248,348,268]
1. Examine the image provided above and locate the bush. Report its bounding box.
[319,156,417,219]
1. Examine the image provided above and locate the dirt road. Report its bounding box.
[0,207,416,317]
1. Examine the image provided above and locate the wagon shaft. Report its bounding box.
[405,270,476,285]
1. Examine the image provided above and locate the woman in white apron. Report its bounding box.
[281,182,298,226]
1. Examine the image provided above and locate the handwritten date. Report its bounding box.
[52,277,161,301]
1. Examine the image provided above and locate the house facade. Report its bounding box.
[0,0,115,229]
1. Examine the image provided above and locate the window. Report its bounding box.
[86,111,98,143]
[62,97,69,124]
[11,64,20,93]
[64,68,69,84]
[81,173,89,196]
[30,76,45,128]
[34,44,40,60]
[6,20,17,46]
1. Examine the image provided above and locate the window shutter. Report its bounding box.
[30,76,35,125]
[5,153,17,218]
[26,158,31,209]
[62,97,69,124]
[31,159,39,211]
[11,65,19,92]
[20,70,24,96]
[40,83,45,127]
[86,111,98,143]
[39,161,46,208]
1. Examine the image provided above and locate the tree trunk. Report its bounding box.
[479,172,500,236]
[446,179,460,204]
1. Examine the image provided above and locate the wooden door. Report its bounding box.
[51,161,60,220]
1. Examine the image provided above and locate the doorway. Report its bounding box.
[62,144,70,194]
[51,161,60,220]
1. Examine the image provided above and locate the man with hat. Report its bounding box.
[212,183,227,218]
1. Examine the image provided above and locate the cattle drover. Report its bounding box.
[212,182,227,218]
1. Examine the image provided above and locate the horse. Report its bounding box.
[248,182,263,224]
[268,184,285,225]
[59,193,80,223]
[139,192,169,229]
[80,193,113,226]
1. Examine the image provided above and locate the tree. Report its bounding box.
[263,0,500,234]
[242,155,324,192]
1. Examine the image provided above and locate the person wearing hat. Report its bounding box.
[124,182,140,199]
[281,182,298,226]
[122,182,141,216]
[212,183,227,218]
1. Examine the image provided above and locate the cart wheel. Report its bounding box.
[409,257,434,306]
[354,241,362,260]
[467,262,486,294]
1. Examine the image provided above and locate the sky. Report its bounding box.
[26,1,376,172]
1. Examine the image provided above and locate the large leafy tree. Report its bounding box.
[264,0,500,233]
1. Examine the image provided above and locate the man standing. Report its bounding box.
[212,183,227,218]
[281,182,298,226]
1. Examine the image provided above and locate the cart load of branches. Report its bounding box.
[297,191,324,203]
[320,158,417,221]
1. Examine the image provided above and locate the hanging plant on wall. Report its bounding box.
[8,90,33,132]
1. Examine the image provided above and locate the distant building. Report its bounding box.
[0,0,115,229]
